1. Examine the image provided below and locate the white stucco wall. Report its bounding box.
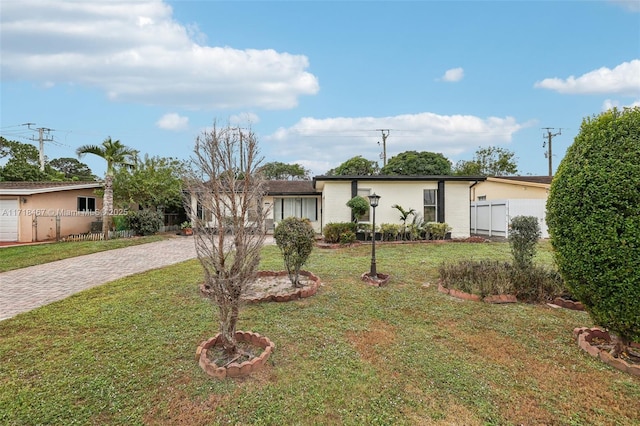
[319,179,473,238]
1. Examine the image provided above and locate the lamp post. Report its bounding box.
[368,193,381,279]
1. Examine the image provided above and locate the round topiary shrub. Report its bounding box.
[546,107,640,348]
[274,217,315,287]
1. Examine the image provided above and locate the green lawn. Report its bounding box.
[0,235,167,272]
[1,242,638,425]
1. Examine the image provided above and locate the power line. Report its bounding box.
[376,129,390,166]
[26,123,55,171]
[542,127,562,177]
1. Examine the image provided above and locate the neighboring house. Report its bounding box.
[469,176,552,238]
[0,181,103,242]
[313,175,486,239]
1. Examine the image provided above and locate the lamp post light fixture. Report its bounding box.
[368,193,381,279]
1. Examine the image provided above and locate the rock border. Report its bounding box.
[196,331,275,379]
[199,270,321,303]
[552,297,585,311]
[361,272,391,287]
[573,327,640,377]
[437,282,517,304]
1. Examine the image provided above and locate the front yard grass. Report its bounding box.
[0,234,167,272]
[1,242,638,425]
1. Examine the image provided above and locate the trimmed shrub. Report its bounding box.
[547,107,640,344]
[346,196,369,223]
[323,222,356,244]
[274,217,315,287]
[511,266,565,303]
[339,231,356,245]
[126,209,163,236]
[509,216,541,270]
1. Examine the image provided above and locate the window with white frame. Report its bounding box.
[477,195,487,201]
[274,197,317,221]
[423,189,437,222]
[77,196,96,212]
[357,188,371,222]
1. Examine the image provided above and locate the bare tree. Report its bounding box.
[184,122,269,357]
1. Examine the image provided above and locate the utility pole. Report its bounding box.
[376,129,390,166]
[542,128,561,177]
[27,124,54,171]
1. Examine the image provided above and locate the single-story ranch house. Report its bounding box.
[189,175,486,239]
[0,181,103,243]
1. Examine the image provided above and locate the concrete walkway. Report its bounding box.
[0,236,203,321]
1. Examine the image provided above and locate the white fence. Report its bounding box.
[470,199,549,239]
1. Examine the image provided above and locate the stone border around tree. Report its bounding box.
[437,282,517,304]
[245,270,321,303]
[361,272,391,287]
[573,327,640,377]
[199,270,321,303]
[551,297,585,311]
[196,331,275,379]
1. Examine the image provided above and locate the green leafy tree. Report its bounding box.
[0,137,62,181]
[381,151,451,175]
[112,155,185,211]
[547,107,640,354]
[76,137,137,239]
[261,161,310,180]
[48,157,97,181]
[274,217,316,287]
[326,155,379,176]
[453,146,518,176]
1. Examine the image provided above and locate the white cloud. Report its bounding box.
[264,112,528,176]
[0,0,319,110]
[609,0,640,12]
[156,113,189,131]
[439,67,464,82]
[602,98,640,111]
[534,60,640,96]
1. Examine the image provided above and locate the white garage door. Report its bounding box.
[0,199,19,242]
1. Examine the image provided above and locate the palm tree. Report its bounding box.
[391,204,416,240]
[76,137,137,239]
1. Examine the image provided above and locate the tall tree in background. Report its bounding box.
[261,161,310,180]
[381,151,451,175]
[48,157,97,181]
[76,137,137,239]
[112,155,185,211]
[326,155,379,176]
[0,137,62,181]
[453,146,518,176]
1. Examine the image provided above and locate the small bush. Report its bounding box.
[439,260,514,297]
[339,231,356,245]
[509,216,540,270]
[439,259,566,302]
[112,215,129,231]
[426,222,451,240]
[511,266,565,303]
[379,223,401,241]
[323,222,356,243]
[126,210,163,236]
[274,217,315,287]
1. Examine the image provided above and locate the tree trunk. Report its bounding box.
[219,302,239,356]
[103,175,113,240]
[610,333,630,358]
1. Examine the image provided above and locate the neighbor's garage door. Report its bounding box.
[0,199,19,242]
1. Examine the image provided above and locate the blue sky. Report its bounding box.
[1,0,639,178]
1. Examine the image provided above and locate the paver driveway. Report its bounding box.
[0,236,198,321]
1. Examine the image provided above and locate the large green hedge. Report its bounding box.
[546,107,640,343]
